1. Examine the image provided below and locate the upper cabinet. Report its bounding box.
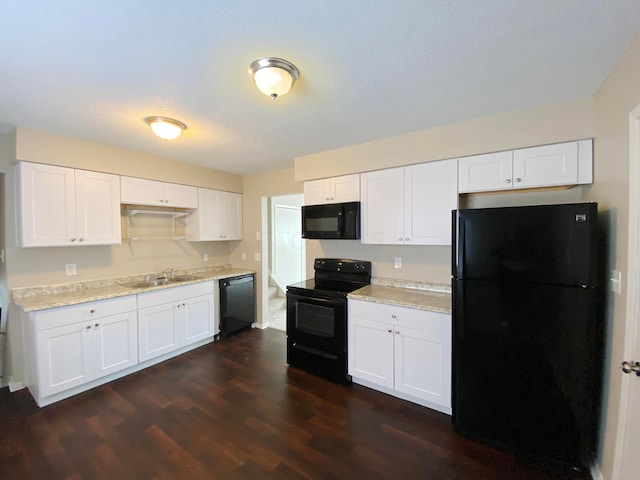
[186,188,242,241]
[303,174,360,205]
[121,176,198,208]
[361,159,458,245]
[18,162,121,247]
[458,140,592,193]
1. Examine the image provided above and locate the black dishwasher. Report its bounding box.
[219,274,255,337]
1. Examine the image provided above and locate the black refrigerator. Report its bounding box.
[452,202,603,469]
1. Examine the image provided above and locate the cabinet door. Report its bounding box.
[138,303,179,362]
[458,151,513,193]
[18,162,76,247]
[181,294,214,346]
[332,174,360,203]
[404,160,457,245]
[92,311,138,379]
[513,142,578,189]
[121,176,165,206]
[360,168,404,244]
[36,322,92,397]
[75,169,122,245]
[303,179,330,205]
[349,316,394,389]
[221,191,243,240]
[163,182,198,208]
[394,323,451,408]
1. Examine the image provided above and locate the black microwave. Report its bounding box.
[301,201,361,240]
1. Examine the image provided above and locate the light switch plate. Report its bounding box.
[254,252,261,261]
[65,263,77,276]
[203,253,209,261]
[394,257,402,269]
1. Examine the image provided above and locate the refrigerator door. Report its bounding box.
[452,278,602,468]
[452,203,598,287]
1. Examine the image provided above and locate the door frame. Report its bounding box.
[612,104,640,478]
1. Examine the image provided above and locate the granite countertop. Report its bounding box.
[348,277,452,314]
[13,265,256,312]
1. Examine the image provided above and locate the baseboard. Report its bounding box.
[9,379,25,392]
[254,322,269,330]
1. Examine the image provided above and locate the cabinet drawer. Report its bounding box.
[137,281,214,308]
[33,295,137,331]
[349,299,449,333]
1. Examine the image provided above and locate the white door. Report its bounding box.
[349,316,394,389]
[616,106,640,480]
[74,169,121,245]
[181,294,214,346]
[273,204,303,288]
[457,151,513,193]
[513,142,578,188]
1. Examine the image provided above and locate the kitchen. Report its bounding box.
[1,2,640,479]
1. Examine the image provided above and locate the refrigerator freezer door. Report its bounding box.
[452,278,602,468]
[452,203,598,287]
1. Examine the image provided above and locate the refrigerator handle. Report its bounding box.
[456,213,464,277]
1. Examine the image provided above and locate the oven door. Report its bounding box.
[286,291,346,353]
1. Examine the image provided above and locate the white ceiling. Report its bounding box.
[1,1,639,175]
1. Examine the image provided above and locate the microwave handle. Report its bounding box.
[337,207,344,233]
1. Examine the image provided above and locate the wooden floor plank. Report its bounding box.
[0,328,592,479]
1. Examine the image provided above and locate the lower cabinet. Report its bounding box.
[348,299,452,414]
[137,281,215,362]
[24,281,216,407]
[30,296,138,399]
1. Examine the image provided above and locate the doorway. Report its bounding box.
[267,194,305,331]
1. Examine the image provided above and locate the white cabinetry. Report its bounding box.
[186,188,242,241]
[137,282,215,362]
[458,140,593,193]
[360,159,457,245]
[18,162,121,247]
[304,174,360,205]
[26,296,138,404]
[348,299,452,414]
[121,176,198,208]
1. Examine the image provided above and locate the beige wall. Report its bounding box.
[15,127,243,192]
[231,168,303,326]
[588,32,640,480]
[295,97,595,181]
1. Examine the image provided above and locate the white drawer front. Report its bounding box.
[33,295,137,331]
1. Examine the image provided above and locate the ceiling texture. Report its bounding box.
[1,1,639,175]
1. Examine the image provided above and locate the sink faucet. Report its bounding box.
[156,268,174,281]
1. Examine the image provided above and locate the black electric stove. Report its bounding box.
[286,258,371,383]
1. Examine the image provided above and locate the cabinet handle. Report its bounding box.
[515,177,522,183]
[70,238,76,242]
[404,237,410,241]
[79,238,84,242]
[387,328,392,333]
[85,325,91,330]
[395,330,400,335]
[182,303,186,307]
[89,309,95,314]
[398,237,403,242]
[391,314,396,318]
[94,323,99,327]
[505,178,512,183]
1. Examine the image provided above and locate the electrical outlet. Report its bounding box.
[256,231,261,241]
[203,253,209,261]
[394,257,402,269]
[65,263,77,276]
[254,252,261,261]
[242,252,247,260]
[610,269,622,295]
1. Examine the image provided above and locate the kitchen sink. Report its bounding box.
[167,275,204,283]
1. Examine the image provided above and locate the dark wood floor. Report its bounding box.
[1,328,590,480]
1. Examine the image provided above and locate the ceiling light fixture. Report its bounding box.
[145,116,187,140]
[248,57,300,100]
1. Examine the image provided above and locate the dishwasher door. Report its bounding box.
[219,274,255,337]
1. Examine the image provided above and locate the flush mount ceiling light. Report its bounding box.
[248,57,300,100]
[145,116,187,140]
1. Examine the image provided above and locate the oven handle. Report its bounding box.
[287,293,345,306]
